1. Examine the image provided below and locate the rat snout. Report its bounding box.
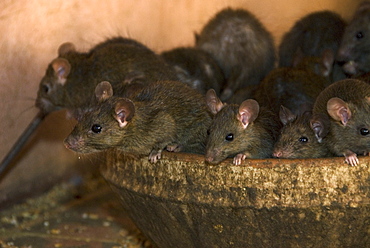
[342,61,358,76]
[205,154,215,163]
[273,150,283,158]
[336,47,359,76]
[64,135,84,152]
[205,149,223,164]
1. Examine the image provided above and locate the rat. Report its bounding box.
[36,36,178,117]
[311,79,370,166]
[273,106,332,159]
[195,7,275,101]
[252,66,327,116]
[279,10,346,82]
[64,80,212,163]
[161,47,225,95]
[0,37,179,176]
[337,1,370,77]
[293,51,346,84]
[205,89,281,165]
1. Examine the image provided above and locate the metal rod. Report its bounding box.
[0,111,46,177]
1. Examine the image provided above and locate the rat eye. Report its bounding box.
[207,129,210,135]
[42,84,50,93]
[360,128,369,136]
[356,31,364,39]
[299,136,308,143]
[91,124,102,133]
[225,133,234,141]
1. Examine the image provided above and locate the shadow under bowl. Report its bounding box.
[101,150,370,248]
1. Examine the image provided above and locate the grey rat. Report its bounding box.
[195,8,275,101]
[64,80,212,163]
[36,36,178,116]
[273,106,332,159]
[312,79,370,166]
[205,89,281,165]
[161,47,225,95]
[337,1,370,77]
[279,10,346,82]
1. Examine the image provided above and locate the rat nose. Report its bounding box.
[273,150,282,158]
[205,155,214,163]
[64,136,83,151]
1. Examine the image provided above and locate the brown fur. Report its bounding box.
[312,79,370,165]
[273,107,332,158]
[205,90,281,164]
[36,37,178,115]
[65,80,212,162]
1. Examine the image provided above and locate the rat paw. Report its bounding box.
[166,144,182,152]
[149,149,162,163]
[233,154,247,165]
[344,151,359,166]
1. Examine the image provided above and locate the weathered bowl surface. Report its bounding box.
[101,150,370,248]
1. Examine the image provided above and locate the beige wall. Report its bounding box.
[0,0,362,204]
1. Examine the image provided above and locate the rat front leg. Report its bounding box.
[343,149,359,166]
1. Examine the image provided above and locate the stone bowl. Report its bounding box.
[100,150,370,248]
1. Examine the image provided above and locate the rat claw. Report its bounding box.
[344,153,359,166]
[233,154,247,165]
[166,144,182,152]
[149,149,162,163]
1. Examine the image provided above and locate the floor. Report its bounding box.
[0,174,154,248]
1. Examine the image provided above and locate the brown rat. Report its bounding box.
[64,80,212,163]
[229,53,331,106]
[36,36,178,116]
[195,8,275,101]
[205,89,281,165]
[337,1,370,77]
[253,66,327,115]
[273,106,332,159]
[293,51,345,84]
[1,37,178,176]
[161,47,225,95]
[279,10,346,82]
[312,79,370,166]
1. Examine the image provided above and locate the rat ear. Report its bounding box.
[327,97,351,126]
[238,99,260,129]
[356,1,370,14]
[279,105,296,125]
[114,98,135,128]
[310,113,331,143]
[95,81,113,102]
[58,42,76,56]
[51,58,71,85]
[206,89,225,115]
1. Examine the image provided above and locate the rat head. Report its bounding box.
[205,89,260,164]
[273,106,331,158]
[35,42,77,114]
[326,96,370,154]
[64,81,136,153]
[337,1,370,76]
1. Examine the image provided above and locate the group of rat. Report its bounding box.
[37,2,370,167]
